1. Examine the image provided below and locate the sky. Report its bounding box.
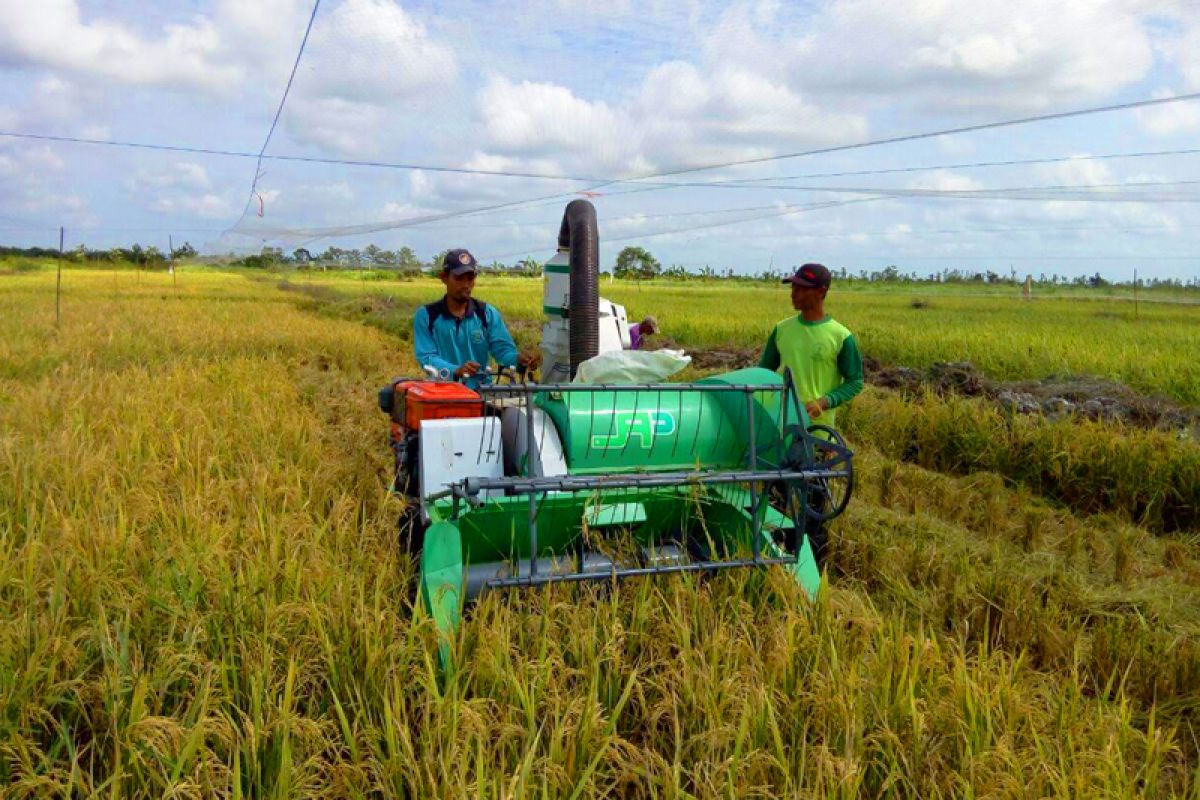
[1,0,1200,279]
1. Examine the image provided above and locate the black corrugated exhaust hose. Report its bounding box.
[557,199,599,378]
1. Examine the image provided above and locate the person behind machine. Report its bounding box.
[758,263,862,430]
[758,262,863,567]
[628,315,658,350]
[413,248,535,388]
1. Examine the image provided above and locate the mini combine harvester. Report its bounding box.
[380,201,854,667]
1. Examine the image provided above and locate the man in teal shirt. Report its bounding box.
[759,263,863,429]
[413,249,534,388]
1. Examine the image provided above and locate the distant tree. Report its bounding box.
[615,246,660,279]
[663,263,689,279]
[292,248,312,264]
[397,246,420,272]
[171,241,198,259]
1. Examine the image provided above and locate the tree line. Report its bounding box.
[2,242,1196,289]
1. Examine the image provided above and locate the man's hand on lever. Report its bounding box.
[454,360,482,380]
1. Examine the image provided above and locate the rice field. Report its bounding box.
[2,264,1199,797]
[289,270,1200,405]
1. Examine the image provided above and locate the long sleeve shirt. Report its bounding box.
[413,297,519,389]
[758,314,864,429]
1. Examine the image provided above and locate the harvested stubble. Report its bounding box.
[843,388,1200,534]
[1,269,1198,797]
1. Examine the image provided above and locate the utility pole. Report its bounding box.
[55,226,64,326]
[169,234,177,290]
[1134,268,1139,321]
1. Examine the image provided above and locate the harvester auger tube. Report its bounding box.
[557,199,599,378]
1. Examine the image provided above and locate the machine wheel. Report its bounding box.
[802,424,854,523]
[398,503,427,555]
[392,431,425,554]
[391,432,420,497]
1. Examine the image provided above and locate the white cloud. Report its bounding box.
[1035,155,1114,188]
[283,0,457,156]
[0,143,96,225]
[1152,16,1200,91]
[151,192,236,219]
[884,223,913,243]
[479,76,627,160]
[0,0,239,90]
[124,162,237,220]
[1135,89,1200,135]
[634,62,868,167]
[720,0,1156,113]
[911,170,985,192]
[285,96,387,155]
[126,162,212,192]
[301,0,456,101]
[475,65,868,176]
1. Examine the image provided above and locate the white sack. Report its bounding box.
[573,349,691,384]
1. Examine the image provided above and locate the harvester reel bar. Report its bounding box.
[429,466,853,508]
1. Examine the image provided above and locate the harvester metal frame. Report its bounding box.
[408,367,854,669]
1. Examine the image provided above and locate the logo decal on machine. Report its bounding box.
[590,410,677,450]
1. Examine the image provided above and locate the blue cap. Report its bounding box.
[442,248,478,276]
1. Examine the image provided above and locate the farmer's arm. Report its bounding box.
[413,307,458,376]
[757,327,781,371]
[825,334,864,408]
[485,306,519,368]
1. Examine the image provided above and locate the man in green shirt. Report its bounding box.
[759,263,863,430]
[759,263,863,567]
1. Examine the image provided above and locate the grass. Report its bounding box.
[285,270,1200,405]
[2,267,1199,797]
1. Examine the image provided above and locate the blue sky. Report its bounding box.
[1,0,1199,279]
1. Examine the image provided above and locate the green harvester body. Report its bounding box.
[417,368,849,670]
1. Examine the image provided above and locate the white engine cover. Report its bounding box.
[419,417,504,521]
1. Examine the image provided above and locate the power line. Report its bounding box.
[0,130,609,183]
[709,148,1200,184]
[635,91,1200,180]
[228,0,322,230]
[481,198,880,261]
[6,88,1200,240]
[6,128,1200,191]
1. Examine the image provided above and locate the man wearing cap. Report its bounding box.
[413,248,533,388]
[759,263,863,430]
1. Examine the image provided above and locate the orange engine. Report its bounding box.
[392,380,483,431]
